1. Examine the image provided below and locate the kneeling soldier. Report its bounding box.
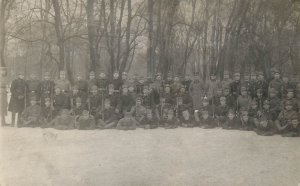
[215,96,229,126]
[239,109,255,131]
[180,108,194,128]
[254,114,276,136]
[281,114,300,137]
[223,109,240,129]
[160,108,179,129]
[130,97,146,126]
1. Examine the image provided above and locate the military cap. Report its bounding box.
[240,86,247,91]
[273,68,280,74]
[287,88,294,93]
[55,86,61,90]
[136,97,142,101]
[228,109,235,114]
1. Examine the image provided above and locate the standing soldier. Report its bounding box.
[136,76,146,95]
[55,70,71,95]
[8,72,27,126]
[230,71,241,100]
[256,71,268,99]
[70,85,88,109]
[249,71,257,99]
[207,71,219,101]
[26,72,41,103]
[96,98,119,129]
[121,71,128,86]
[171,75,182,95]
[269,88,282,121]
[130,97,147,125]
[220,70,233,90]
[182,74,192,93]
[97,71,109,92]
[119,84,135,115]
[189,73,206,111]
[151,73,163,105]
[162,84,175,105]
[0,67,8,126]
[40,72,55,107]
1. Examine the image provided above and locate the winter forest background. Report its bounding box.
[0,0,300,82]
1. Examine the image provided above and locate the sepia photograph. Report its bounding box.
[1,0,300,185]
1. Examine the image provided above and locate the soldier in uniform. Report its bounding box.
[70,85,88,109]
[41,97,54,125]
[275,100,298,133]
[237,85,252,112]
[269,69,283,98]
[88,71,98,90]
[201,96,214,117]
[55,70,71,95]
[254,114,276,136]
[74,73,88,94]
[76,110,96,130]
[230,71,241,99]
[140,109,158,129]
[182,74,192,93]
[223,109,240,129]
[151,73,163,105]
[88,85,103,116]
[249,71,257,99]
[26,72,41,103]
[112,71,122,93]
[239,109,255,131]
[130,97,146,125]
[248,99,259,119]
[70,97,85,117]
[162,83,175,105]
[19,96,42,127]
[121,71,128,85]
[171,75,182,95]
[53,87,71,117]
[281,114,300,137]
[161,108,178,129]
[207,71,219,101]
[220,70,233,90]
[194,109,215,128]
[223,86,235,110]
[180,108,194,128]
[283,88,298,112]
[215,96,229,126]
[40,72,55,107]
[97,71,109,93]
[269,88,282,121]
[0,66,8,126]
[8,72,27,126]
[136,76,146,95]
[49,109,75,130]
[176,84,192,108]
[96,98,119,129]
[119,84,135,115]
[116,111,138,130]
[256,71,268,98]
[189,74,206,111]
[164,71,174,85]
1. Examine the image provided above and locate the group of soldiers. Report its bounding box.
[1,67,300,137]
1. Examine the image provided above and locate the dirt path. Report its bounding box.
[1,127,300,186]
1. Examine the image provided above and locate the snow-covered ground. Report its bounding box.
[1,127,300,186]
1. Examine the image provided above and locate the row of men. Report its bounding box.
[4,68,300,136]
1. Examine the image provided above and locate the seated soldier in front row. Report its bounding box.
[180,108,194,128]
[19,96,42,128]
[96,98,119,129]
[130,97,146,126]
[140,109,159,129]
[160,108,179,129]
[195,109,216,129]
[222,109,240,129]
[239,109,255,131]
[48,109,76,130]
[116,111,138,130]
[215,96,229,126]
[76,110,96,130]
[281,115,300,137]
[254,114,276,136]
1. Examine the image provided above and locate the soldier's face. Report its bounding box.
[261,120,268,127]
[165,87,170,93]
[274,73,280,79]
[77,76,82,80]
[228,113,234,120]
[136,100,142,105]
[263,104,270,110]
[44,75,50,80]
[244,75,250,82]
[258,75,264,81]
[139,79,145,84]
[100,73,106,78]
[55,89,61,94]
[202,101,209,107]
[216,89,222,96]
[256,92,262,98]
[269,92,276,98]
[251,75,256,81]
[30,100,37,105]
[147,112,153,119]
[18,74,24,79]
[251,103,258,109]
[220,100,226,106]
[76,102,81,107]
[122,88,128,94]
[223,89,229,96]
[83,113,89,119]
[242,115,249,121]
[183,111,190,120]
[287,92,294,99]
[91,89,97,94]
[143,88,149,94]
[223,74,229,79]
[73,89,79,94]
[282,77,288,83]
[156,76,162,81]
[292,120,299,128]
[45,101,51,107]
[180,87,185,93]
[89,74,95,79]
[174,77,179,82]
[60,72,66,79]
[113,73,119,79]
[129,86,134,92]
[122,74,127,80]
[108,88,114,94]
[285,105,293,110]
[241,90,247,96]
